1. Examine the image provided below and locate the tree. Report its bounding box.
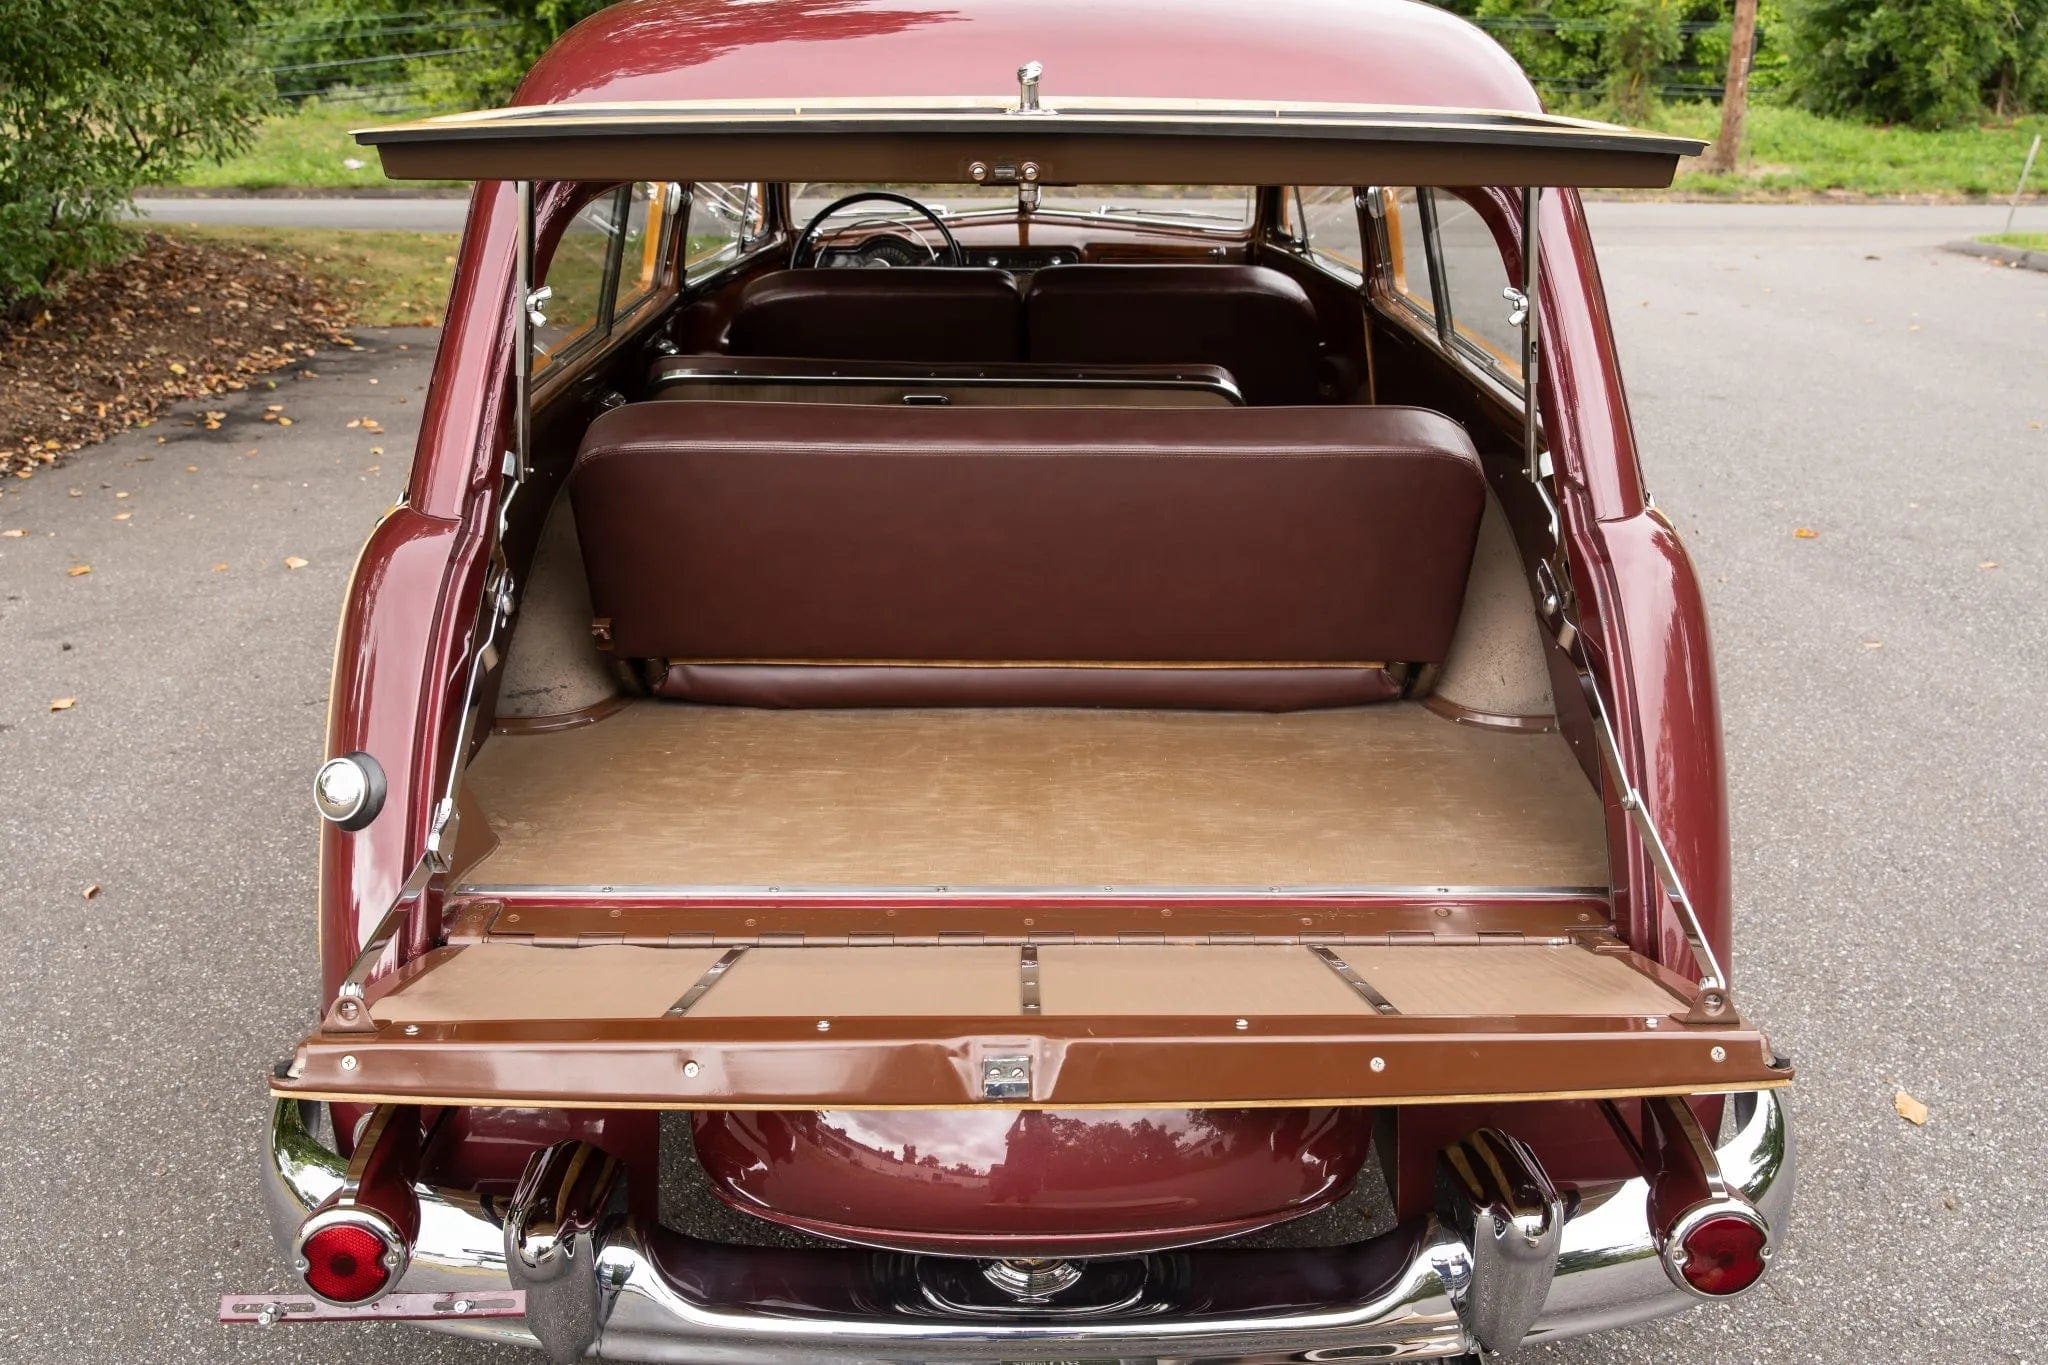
[0,1,271,314]
[1700,0,1759,173]
[1790,0,2048,128]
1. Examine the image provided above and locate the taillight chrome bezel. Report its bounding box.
[293,1205,410,1306]
[1658,1198,1773,1299]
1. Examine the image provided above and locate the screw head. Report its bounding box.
[1710,1045,1727,1063]
[683,1060,701,1078]
[1369,1056,1387,1073]
[451,1298,473,1314]
[1234,1018,1249,1031]
[816,1020,831,1032]
[340,1054,358,1071]
[335,999,360,1022]
[969,161,989,182]
[403,1023,420,1036]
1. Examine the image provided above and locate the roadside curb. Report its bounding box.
[1942,239,2048,273]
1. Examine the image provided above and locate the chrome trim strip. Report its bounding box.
[258,1088,1790,1361]
[452,882,1610,900]
[1308,944,1400,1014]
[663,946,746,1017]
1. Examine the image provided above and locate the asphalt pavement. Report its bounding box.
[2,204,2044,1362]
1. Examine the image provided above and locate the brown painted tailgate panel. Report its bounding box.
[286,940,1786,1108]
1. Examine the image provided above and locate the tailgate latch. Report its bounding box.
[980,1053,1032,1101]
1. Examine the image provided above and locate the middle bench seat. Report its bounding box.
[570,401,1486,710]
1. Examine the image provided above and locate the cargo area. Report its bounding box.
[456,700,1608,895]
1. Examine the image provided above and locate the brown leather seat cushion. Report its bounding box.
[726,268,1023,362]
[646,355,1242,408]
[1024,265,1323,405]
[570,402,1484,708]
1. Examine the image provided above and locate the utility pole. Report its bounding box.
[1701,0,1759,175]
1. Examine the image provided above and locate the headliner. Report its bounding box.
[512,0,1544,113]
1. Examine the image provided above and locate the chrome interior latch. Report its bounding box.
[981,1053,1031,1100]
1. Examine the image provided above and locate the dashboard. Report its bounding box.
[817,234,1081,271]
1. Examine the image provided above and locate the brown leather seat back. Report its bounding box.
[726,268,1024,362]
[646,355,1242,408]
[570,402,1485,710]
[1025,265,1323,405]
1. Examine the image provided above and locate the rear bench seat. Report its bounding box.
[647,355,1242,407]
[570,402,1486,710]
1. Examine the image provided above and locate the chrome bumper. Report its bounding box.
[258,1091,1791,1362]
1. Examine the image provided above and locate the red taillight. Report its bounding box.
[1674,1211,1768,1296]
[300,1222,393,1303]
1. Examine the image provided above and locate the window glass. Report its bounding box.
[683,182,764,280]
[1432,191,1523,374]
[1289,185,1364,275]
[1383,187,1434,317]
[613,182,672,319]
[533,187,624,366]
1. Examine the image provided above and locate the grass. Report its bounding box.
[142,223,460,326]
[158,100,462,192]
[1979,231,2048,250]
[1648,102,2048,200]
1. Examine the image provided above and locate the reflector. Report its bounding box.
[301,1221,393,1303]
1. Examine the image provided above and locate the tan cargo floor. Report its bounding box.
[459,701,1607,892]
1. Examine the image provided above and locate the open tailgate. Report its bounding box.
[277,906,1788,1109]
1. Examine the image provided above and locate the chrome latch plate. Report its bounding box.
[981,1053,1031,1100]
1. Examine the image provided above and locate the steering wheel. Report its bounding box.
[790,191,965,268]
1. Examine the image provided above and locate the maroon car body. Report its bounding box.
[232,1,1793,1359]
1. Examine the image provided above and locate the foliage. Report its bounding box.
[1787,0,2048,128]
[151,224,461,326]
[0,0,272,314]
[1441,0,1788,120]
[413,0,612,105]
[1650,101,2048,196]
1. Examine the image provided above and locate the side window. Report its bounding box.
[682,182,764,281]
[1382,187,1435,318]
[612,182,676,320]
[1286,185,1365,277]
[1432,192,1523,374]
[1374,187,1522,389]
[533,187,624,367]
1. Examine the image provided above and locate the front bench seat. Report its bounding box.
[725,268,1024,363]
[571,401,1486,710]
[1024,264,1325,405]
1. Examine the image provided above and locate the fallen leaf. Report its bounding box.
[369,446,383,456]
[212,563,228,572]
[1861,639,1883,650]
[1893,1089,1929,1126]
[1978,561,2000,571]
[113,512,131,522]
[1793,527,1819,539]
[82,883,101,900]
[168,362,187,375]
[284,555,309,570]
[2,528,26,538]
[49,697,75,711]
[265,404,284,412]
[67,564,91,576]
[347,418,361,428]
[277,416,293,426]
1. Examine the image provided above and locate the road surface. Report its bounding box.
[2,204,2043,1361]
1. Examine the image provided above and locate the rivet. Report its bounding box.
[1160,907,1172,918]
[609,906,622,918]
[1369,1056,1387,1073]
[340,1054,358,1071]
[1709,1045,1727,1063]
[335,999,360,1022]
[683,1060,701,1077]
[1021,161,1040,182]
[1234,1018,1249,1031]
[1645,1017,1660,1029]
[969,161,989,182]
[1578,912,1593,922]
[1543,593,1560,613]
[817,1020,831,1032]
[1759,1245,1773,1260]
[404,1023,420,1036]
[1433,906,1451,918]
